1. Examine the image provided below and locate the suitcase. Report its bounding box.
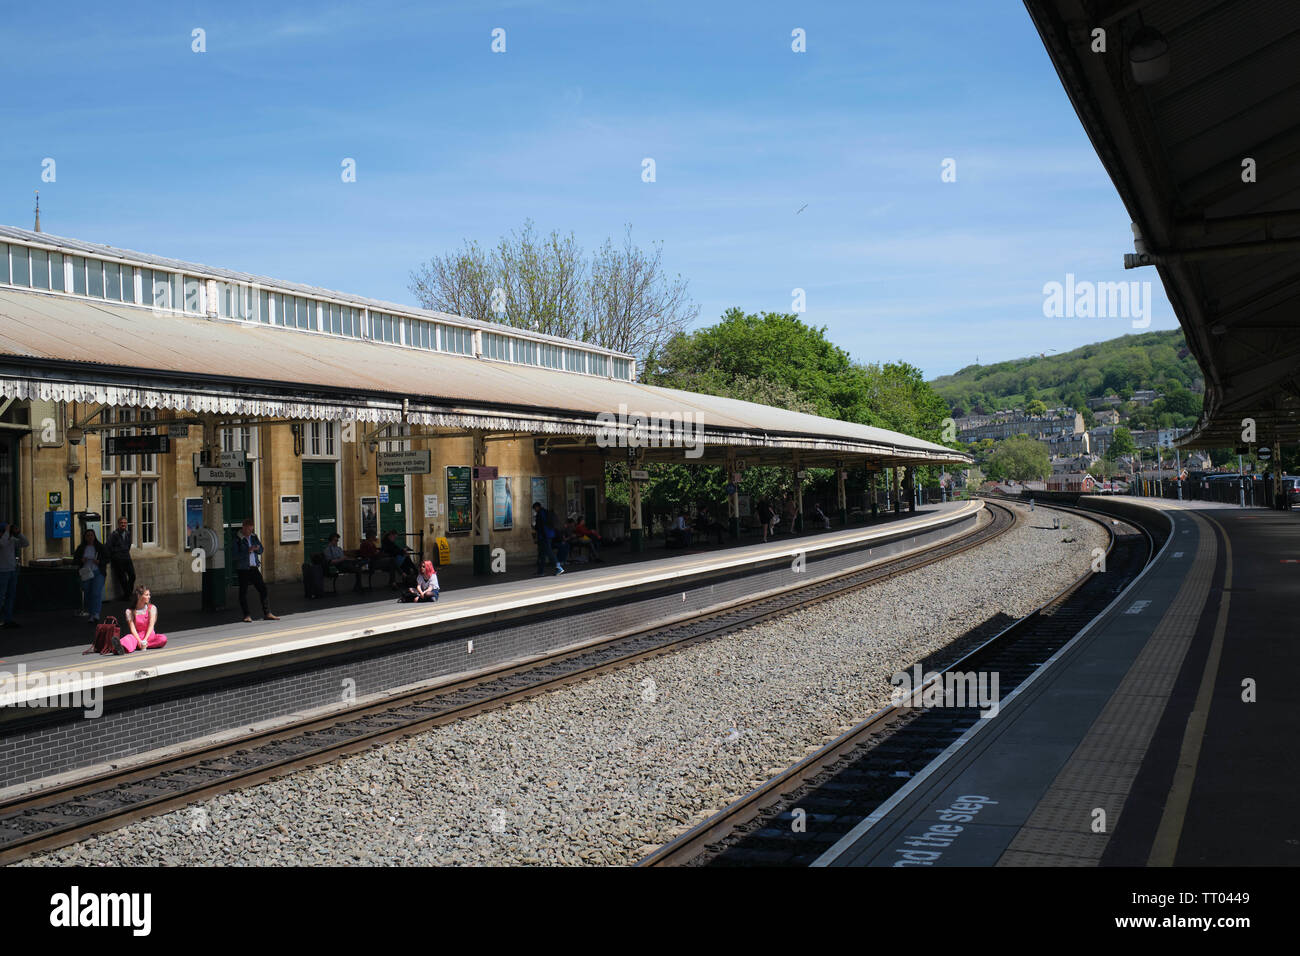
[302,562,326,599]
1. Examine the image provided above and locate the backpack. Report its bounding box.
[85,616,122,655]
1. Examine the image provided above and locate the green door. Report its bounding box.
[378,474,406,537]
[301,462,338,558]
[222,464,255,586]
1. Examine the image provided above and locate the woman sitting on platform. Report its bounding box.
[122,584,168,652]
[401,560,440,603]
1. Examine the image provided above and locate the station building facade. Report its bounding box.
[0,224,967,596]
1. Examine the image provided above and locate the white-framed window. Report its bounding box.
[100,406,162,548]
[219,425,258,458]
[380,424,411,454]
[307,422,338,458]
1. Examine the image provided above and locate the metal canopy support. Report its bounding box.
[472,430,491,575]
[792,454,804,532]
[628,448,645,553]
[836,459,848,527]
[726,447,739,539]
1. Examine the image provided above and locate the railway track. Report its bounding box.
[1,501,1017,865]
[639,501,1152,867]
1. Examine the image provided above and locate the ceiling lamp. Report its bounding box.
[1130,25,1170,84]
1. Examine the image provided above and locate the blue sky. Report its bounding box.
[0,0,1178,377]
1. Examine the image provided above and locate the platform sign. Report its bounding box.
[377,450,430,474]
[446,466,472,535]
[106,434,170,456]
[169,423,189,438]
[629,469,650,481]
[197,467,246,485]
[218,449,246,469]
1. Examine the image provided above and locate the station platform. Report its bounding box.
[816,498,1298,867]
[0,500,983,793]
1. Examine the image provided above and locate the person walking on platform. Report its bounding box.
[756,500,774,543]
[532,502,564,576]
[0,522,29,629]
[108,516,136,601]
[234,519,280,623]
[73,529,109,624]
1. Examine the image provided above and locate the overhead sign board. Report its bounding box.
[169,423,189,438]
[629,469,650,481]
[377,450,431,474]
[219,450,246,469]
[106,435,170,456]
[197,467,246,485]
[472,465,498,481]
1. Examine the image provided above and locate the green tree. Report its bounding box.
[986,436,1050,481]
[1107,426,1137,459]
[1025,399,1048,417]
[646,308,870,421]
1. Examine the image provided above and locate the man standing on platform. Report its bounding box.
[108,516,136,601]
[0,522,29,629]
[234,518,280,623]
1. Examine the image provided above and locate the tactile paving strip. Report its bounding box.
[998,511,1216,865]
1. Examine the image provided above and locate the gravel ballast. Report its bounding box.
[20,503,1109,867]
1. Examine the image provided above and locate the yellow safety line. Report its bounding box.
[1147,511,1232,866]
[6,504,975,685]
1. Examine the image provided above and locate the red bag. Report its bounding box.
[84,616,123,655]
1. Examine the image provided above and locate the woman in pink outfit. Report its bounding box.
[122,584,168,652]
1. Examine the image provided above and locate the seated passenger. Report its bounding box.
[122,585,168,653]
[325,533,364,591]
[695,506,725,545]
[572,516,603,561]
[667,511,693,548]
[358,534,381,568]
[400,560,440,603]
[812,502,831,530]
[381,530,415,584]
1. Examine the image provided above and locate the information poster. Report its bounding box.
[493,477,514,530]
[424,494,439,519]
[530,476,548,511]
[738,494,751,518]
[446,466,472,535]
[565,476,581,521]
[360,496,378,541]
[279,495,302,544]
[184,497,204,550]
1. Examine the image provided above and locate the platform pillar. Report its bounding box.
[792,456,804,532]
[726,448,740,539]
[836,460,847,526]
[892,467,901,514]
[869,469,878,519]
[629,450,645,552]
[199,416,226,611]
[472,430,491,575]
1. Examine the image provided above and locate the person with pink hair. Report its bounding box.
[401,560,440,603]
